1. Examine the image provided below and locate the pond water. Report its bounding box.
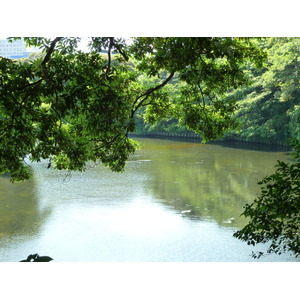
[0,138,298,262]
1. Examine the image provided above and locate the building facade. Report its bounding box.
[0,38,31,59]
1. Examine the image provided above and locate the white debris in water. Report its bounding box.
[181,210,192,214]
[223,217,236,224]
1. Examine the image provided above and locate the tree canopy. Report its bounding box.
[0,37,265,181]
[134,38,300,146]
[223,37,300,145]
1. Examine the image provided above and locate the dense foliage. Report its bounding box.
[234,139,300,258]
[224,37,300,145]
[0,37,264,181]
[136,38,300,146]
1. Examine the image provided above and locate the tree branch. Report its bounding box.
[113,41,129,61]
[198,84,206,109]
[105,37,113,77]
[17,38,62,92]
[42,37,63,65]
[41,37,63,81]
[131,71,175,117]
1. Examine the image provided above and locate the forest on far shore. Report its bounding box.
[134,38,300,146]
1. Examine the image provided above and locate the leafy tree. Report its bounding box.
[233,139,300,258]
[0,37,264,181]
[132,38,300,144]
[224,37,300,145]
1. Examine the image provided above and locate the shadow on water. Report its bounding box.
[209,140,291,153]
[131,133,292,152]
[0,174,52,240]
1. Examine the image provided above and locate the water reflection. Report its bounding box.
[134,138,291,228]
[0,175,51,238]
[0,138,297,262]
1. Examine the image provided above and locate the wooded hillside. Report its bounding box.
[135,37,300,146]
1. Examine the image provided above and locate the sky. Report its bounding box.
[0,37,131,53]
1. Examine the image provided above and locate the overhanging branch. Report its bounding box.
[131,71,175,117]
[41,37,63,81]
[105,37,113,77]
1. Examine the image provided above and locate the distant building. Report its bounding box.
[0,38,39,59]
